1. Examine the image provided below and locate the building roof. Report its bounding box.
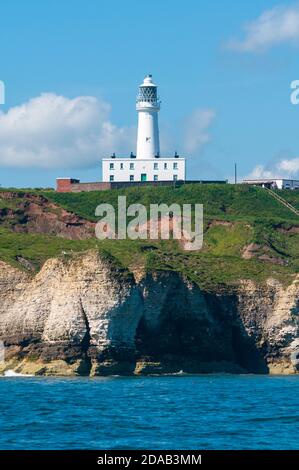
[243,178,299,183]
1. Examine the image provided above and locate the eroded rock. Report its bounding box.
[0,252,298,376]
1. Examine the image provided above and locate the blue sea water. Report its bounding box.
[0,374,298,450]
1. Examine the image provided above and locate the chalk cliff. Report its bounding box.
[0,251,298,376]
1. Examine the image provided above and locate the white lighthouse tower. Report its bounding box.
[102,74,185,183]
[136,74,160,159]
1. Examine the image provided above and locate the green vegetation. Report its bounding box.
[0,227,98,271]
[0,184,299,288]
[146,248,294,290]
[42,184,299,223]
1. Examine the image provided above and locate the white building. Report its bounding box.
[102,75,185,183]
[243,178,299,190]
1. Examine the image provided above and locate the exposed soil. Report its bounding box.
[0,192,95,240]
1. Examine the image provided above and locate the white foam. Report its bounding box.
[3,369,33,377]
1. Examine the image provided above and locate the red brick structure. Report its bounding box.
[56,178,110,193]
[56,178,80,193]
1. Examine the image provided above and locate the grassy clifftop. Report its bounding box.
[43,183,299,223]
[0,184,299,289]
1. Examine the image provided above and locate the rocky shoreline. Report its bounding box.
[0,251,298,376]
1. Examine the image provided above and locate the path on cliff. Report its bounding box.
[264,187,299,217]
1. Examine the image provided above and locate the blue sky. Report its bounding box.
[0,0,299,187]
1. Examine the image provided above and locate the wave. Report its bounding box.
[3,369,33,377]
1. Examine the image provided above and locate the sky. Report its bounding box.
[0,0,299,188]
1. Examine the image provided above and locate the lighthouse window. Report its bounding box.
[164,163,167,169]
[154,162,158,170]
[109,163,114,170]
[130,162,134,170]
[173,162,178,170]
[154,175,158,181]
[110,175,114,182]
[130,175,134,181]
[137,86,157,103]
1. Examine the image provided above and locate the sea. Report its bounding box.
[0,374,298,450]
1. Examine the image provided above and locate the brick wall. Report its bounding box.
[56,178,80,193]
[70,182,112,192]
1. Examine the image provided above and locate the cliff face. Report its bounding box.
[0,251,298,376]
[238,278,299,374]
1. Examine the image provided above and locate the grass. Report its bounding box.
[0,227,99,271]
[1,222,297,289]
[42,184,299,223]
[0,184,298,288]
[0,226,152,274]
[203,222,253,257]
[145,249,296,291]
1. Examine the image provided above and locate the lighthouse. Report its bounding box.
[136,74,160,159]
[102,74,185,183]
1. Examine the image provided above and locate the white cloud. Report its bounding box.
[277,157,299,174]
[183,108,215,154]
[226,3,299,52]
[247,164,281,179]
[0,94,215,171]
[0,93,135,169]
[247,157,299,179]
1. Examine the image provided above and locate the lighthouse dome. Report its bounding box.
[141,74,156,87]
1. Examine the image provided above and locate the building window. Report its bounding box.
[164,163,167,169]
[110,163,114,170]
[154,175,158,181]
[173,175,178,181]
[110,175,114,182]
[130,162,134,170]
[120,163,124,170]
[173,162,178,170]
[154,162,158,170]
[130,175,134,181]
